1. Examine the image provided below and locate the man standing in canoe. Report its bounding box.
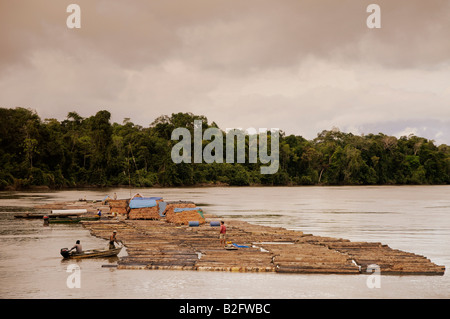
[109,230,121,249]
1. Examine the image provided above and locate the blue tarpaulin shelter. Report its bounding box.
[129,199,157,209]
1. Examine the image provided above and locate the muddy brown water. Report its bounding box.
[0,186,449,298]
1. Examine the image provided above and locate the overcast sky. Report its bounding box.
[1,0,450,144]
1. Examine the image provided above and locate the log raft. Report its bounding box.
[81,218,445,276]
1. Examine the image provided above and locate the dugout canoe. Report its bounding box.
[15,210,87,219]
[14,213,46,219]
[48,216,100,223]
[60,246,122,259]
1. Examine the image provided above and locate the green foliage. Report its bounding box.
[0,107,449,189]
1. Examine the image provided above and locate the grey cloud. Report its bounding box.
[2,1,450,71]
[1,0,450,145]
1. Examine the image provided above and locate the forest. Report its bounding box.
[0,107,449,190]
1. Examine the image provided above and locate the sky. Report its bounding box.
[1,0,450,144]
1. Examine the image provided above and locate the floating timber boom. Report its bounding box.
[81,219,445,276]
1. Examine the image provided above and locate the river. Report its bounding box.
[0,186,449,299]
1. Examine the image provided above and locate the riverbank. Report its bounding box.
[5,181,450,193]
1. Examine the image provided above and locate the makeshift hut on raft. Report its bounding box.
[128,197,164,220]
[163,201,205,225]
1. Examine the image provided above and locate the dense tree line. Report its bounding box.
[0,107,449,190]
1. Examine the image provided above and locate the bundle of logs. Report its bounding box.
[108,197,205,226]
[81,217,445,275]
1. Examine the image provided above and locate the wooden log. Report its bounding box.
[276,265,360,274]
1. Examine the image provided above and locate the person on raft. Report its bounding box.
[219,221,227,248]
[109,230,122,249]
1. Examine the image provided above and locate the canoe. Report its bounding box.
[51,209,87,215]
[15,211,89,219]
[14,213,46,219]
[48,216,100,223]
[60,246,122,259]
